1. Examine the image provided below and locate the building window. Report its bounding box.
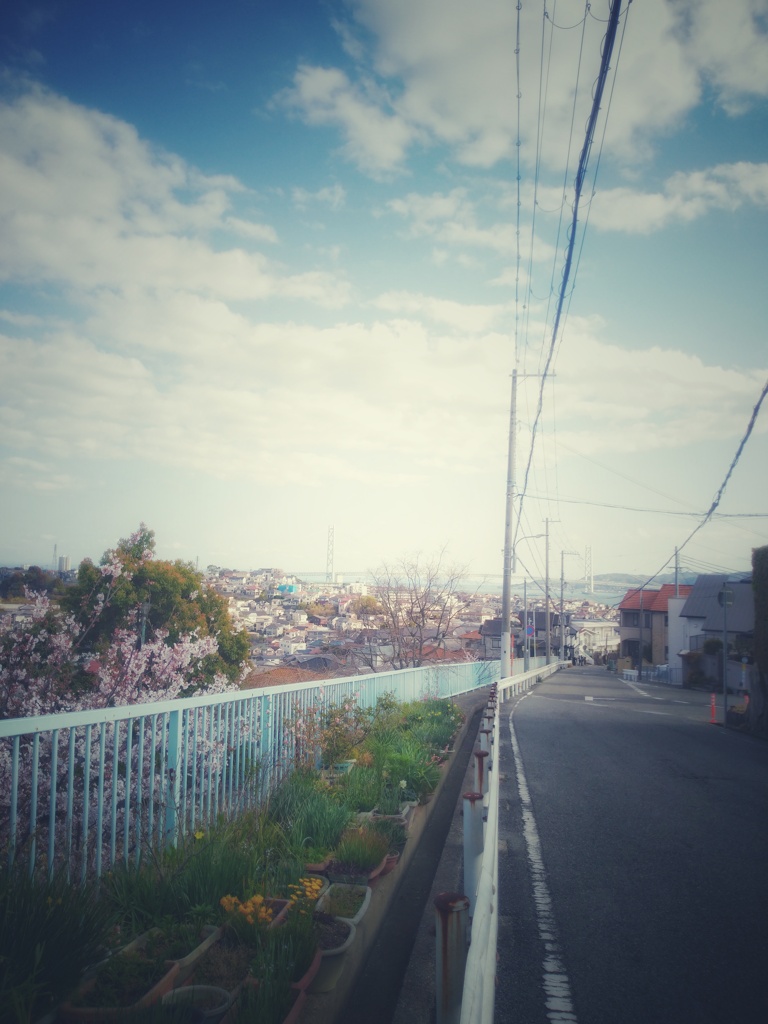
[623,611,639,627]
[644,612,651,628]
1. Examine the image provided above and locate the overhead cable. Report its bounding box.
[515,0,624,552]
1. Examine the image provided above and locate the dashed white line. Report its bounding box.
[509,701,579,1024]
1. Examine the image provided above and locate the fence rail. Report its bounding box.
[1,659,502,881]
[455,661,563,1024]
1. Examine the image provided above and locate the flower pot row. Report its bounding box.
[58,899,297,1024]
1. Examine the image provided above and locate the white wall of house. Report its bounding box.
[667,596,691,677]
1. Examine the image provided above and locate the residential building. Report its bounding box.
[676,575,754,691]
[618,584,693,669]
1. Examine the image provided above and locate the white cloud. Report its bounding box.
[292,184,346,210]
[671,0,768,113]
[531,319,768,456]
[224,217,279,243]
[372,291,506,333]
[280,1,766,180]
[588,162,768,232]
[279,65,415,176]
[0,87,349,306]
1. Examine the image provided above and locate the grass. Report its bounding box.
[0,865,116,1024]
[331,827,388,872]
[1,690,459,1020]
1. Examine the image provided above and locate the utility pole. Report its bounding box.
[545,518,551,665]
[674,547,679,598]
[560,550,577,661]
[500,369,518,679]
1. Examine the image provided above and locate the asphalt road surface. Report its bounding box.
[495,666,768,1024]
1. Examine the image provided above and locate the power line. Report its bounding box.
[674,377,768,557]
[515,0,625,553]
[521,492,768,518]
[607,376,768,599]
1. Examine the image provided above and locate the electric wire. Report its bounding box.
[515,0,624,555]
[673,377,768,558]
[609,377,768,599]
[521,492,768,518]
[519,2,592,549]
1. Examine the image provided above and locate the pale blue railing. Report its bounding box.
[0,659,505,882]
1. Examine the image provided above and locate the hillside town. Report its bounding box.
[201,566,620,683]
[2,558,757,697]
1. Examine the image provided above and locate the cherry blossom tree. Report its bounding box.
[0,525,247,874]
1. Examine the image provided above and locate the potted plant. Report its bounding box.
[0,865,115,1024]
[162,984,234,1022]
[58,929,182,1021]
[219,892,290,938]
[307,913,356,994]
[367,816,407,876]
[238,923,312,1024]
[316,883,372,926]
[185,930,256,999]
[326,826,389,885]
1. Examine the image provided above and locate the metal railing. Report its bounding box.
[0,659,499,882]
[434,660,562,1024]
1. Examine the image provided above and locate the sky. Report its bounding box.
[1,0,767,586]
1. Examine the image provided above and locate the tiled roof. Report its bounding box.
[681,575,754,632]
[618,583,693,612]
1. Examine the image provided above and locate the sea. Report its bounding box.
[292,571,626,607]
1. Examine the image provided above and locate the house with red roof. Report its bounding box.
[618,584,693,669]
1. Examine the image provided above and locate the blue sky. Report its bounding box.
[1,0,767,584]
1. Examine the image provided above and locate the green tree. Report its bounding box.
[0,566,64,600]
[62,524,249,689]
[350,595,382,619]
[304,601,336,619]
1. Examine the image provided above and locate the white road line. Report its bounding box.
[509,701,579,1024]
[624,679,647,697]
[623,679,665,701]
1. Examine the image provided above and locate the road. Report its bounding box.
[495,666,768,1024]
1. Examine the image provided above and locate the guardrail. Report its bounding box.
[435,660,564,1024]
[0,659,500,882]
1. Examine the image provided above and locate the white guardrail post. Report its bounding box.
[457,682,500,1024]
[462,791,484,917]
[435,892,471,1024]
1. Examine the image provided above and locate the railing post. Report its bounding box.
[435,891,470,1024]
[479,726,492,754]
[474,748,489,795]
[165,709,182,846]
[463,791,484,914]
